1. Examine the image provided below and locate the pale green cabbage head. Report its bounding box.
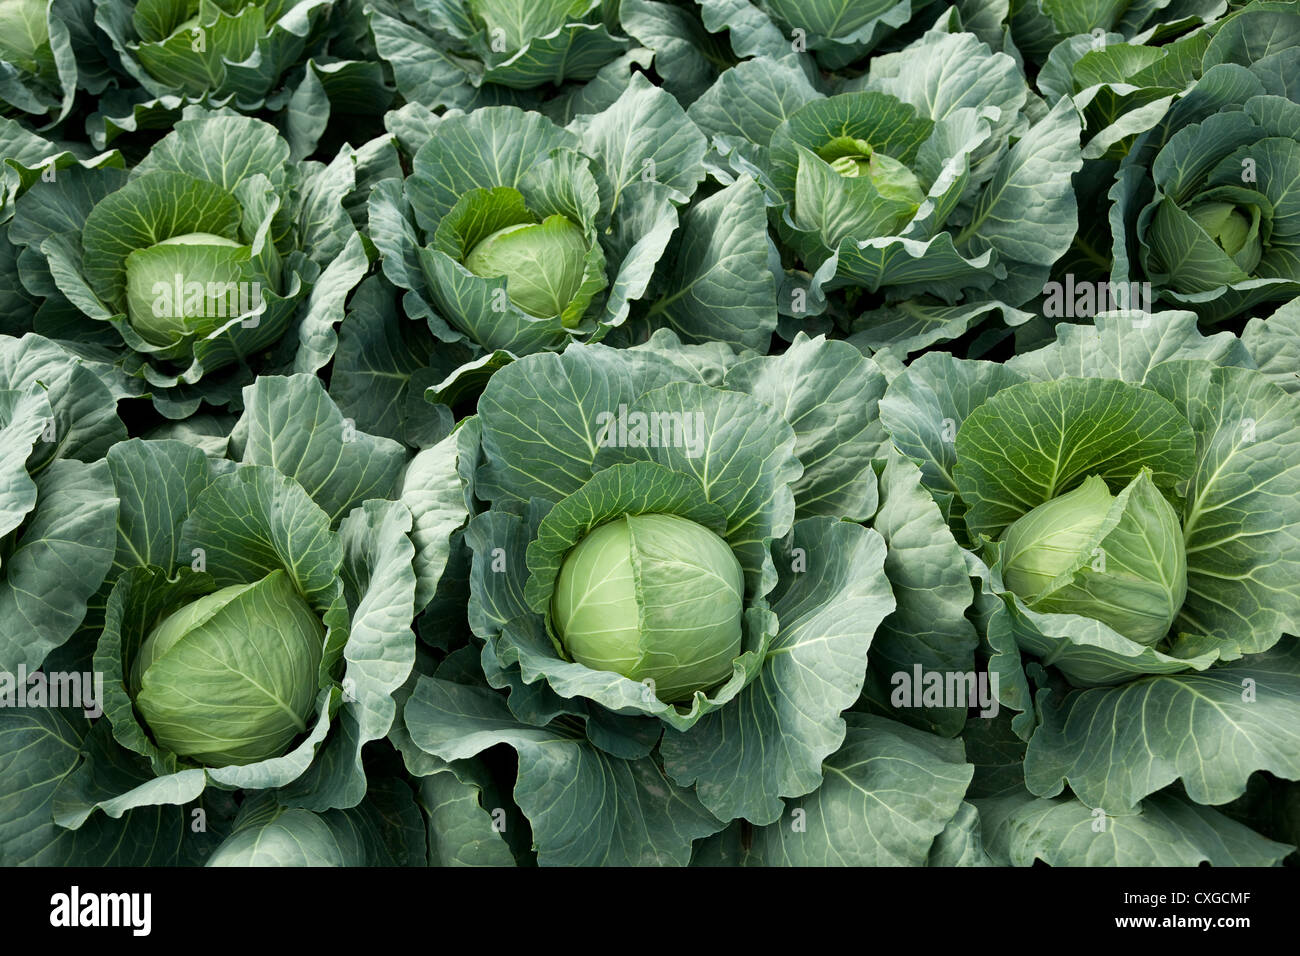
[123,231,281,347]
[551,513,745,702]
[818,136,924,198]
[464,214,590,319]
[131,569,324,766]
[1001,473,1187,646]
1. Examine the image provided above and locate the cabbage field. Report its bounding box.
[0,0,1298,868]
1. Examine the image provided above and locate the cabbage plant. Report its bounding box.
[369,79,730,399]
[690,26,1083,353]
[1008,0,1230,65]
[7,111,374,417]
[390,330,981,864]
[89,0,363,149]
[42,372,463,833]
[0,117,122,332]
[0,0,90,123]
[94,0,334,99]
[1036,27,1212,164]
[694,0,925,69]
[1110,3,1300,322]
[880,311,1300,821]
[365,0,632,111]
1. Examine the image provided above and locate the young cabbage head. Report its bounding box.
[550,513,745,702]
[124,232,280,347]
[794,133,926,240]
[131,569,324,766]
[464,214,589,318]
[817,136,925,206]
[1186,199,1263,274]
[1000,473,1187,646]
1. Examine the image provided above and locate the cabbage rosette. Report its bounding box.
[0,0,96,124]
[88,0,373,152]
[369,79,713,401]
[366,0,632,108]
[694,0,925,70]
[48,373,460,830]
[94,0,339,101]
[392,331,983,862]
[8,112,373,417]
[1110,3,1300,323]
[881,310,1300,813]
[691,27,1082,349]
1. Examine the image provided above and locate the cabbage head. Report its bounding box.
[551,513,744,702]
[132,569,324,766]
[1000,472,1187,646]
